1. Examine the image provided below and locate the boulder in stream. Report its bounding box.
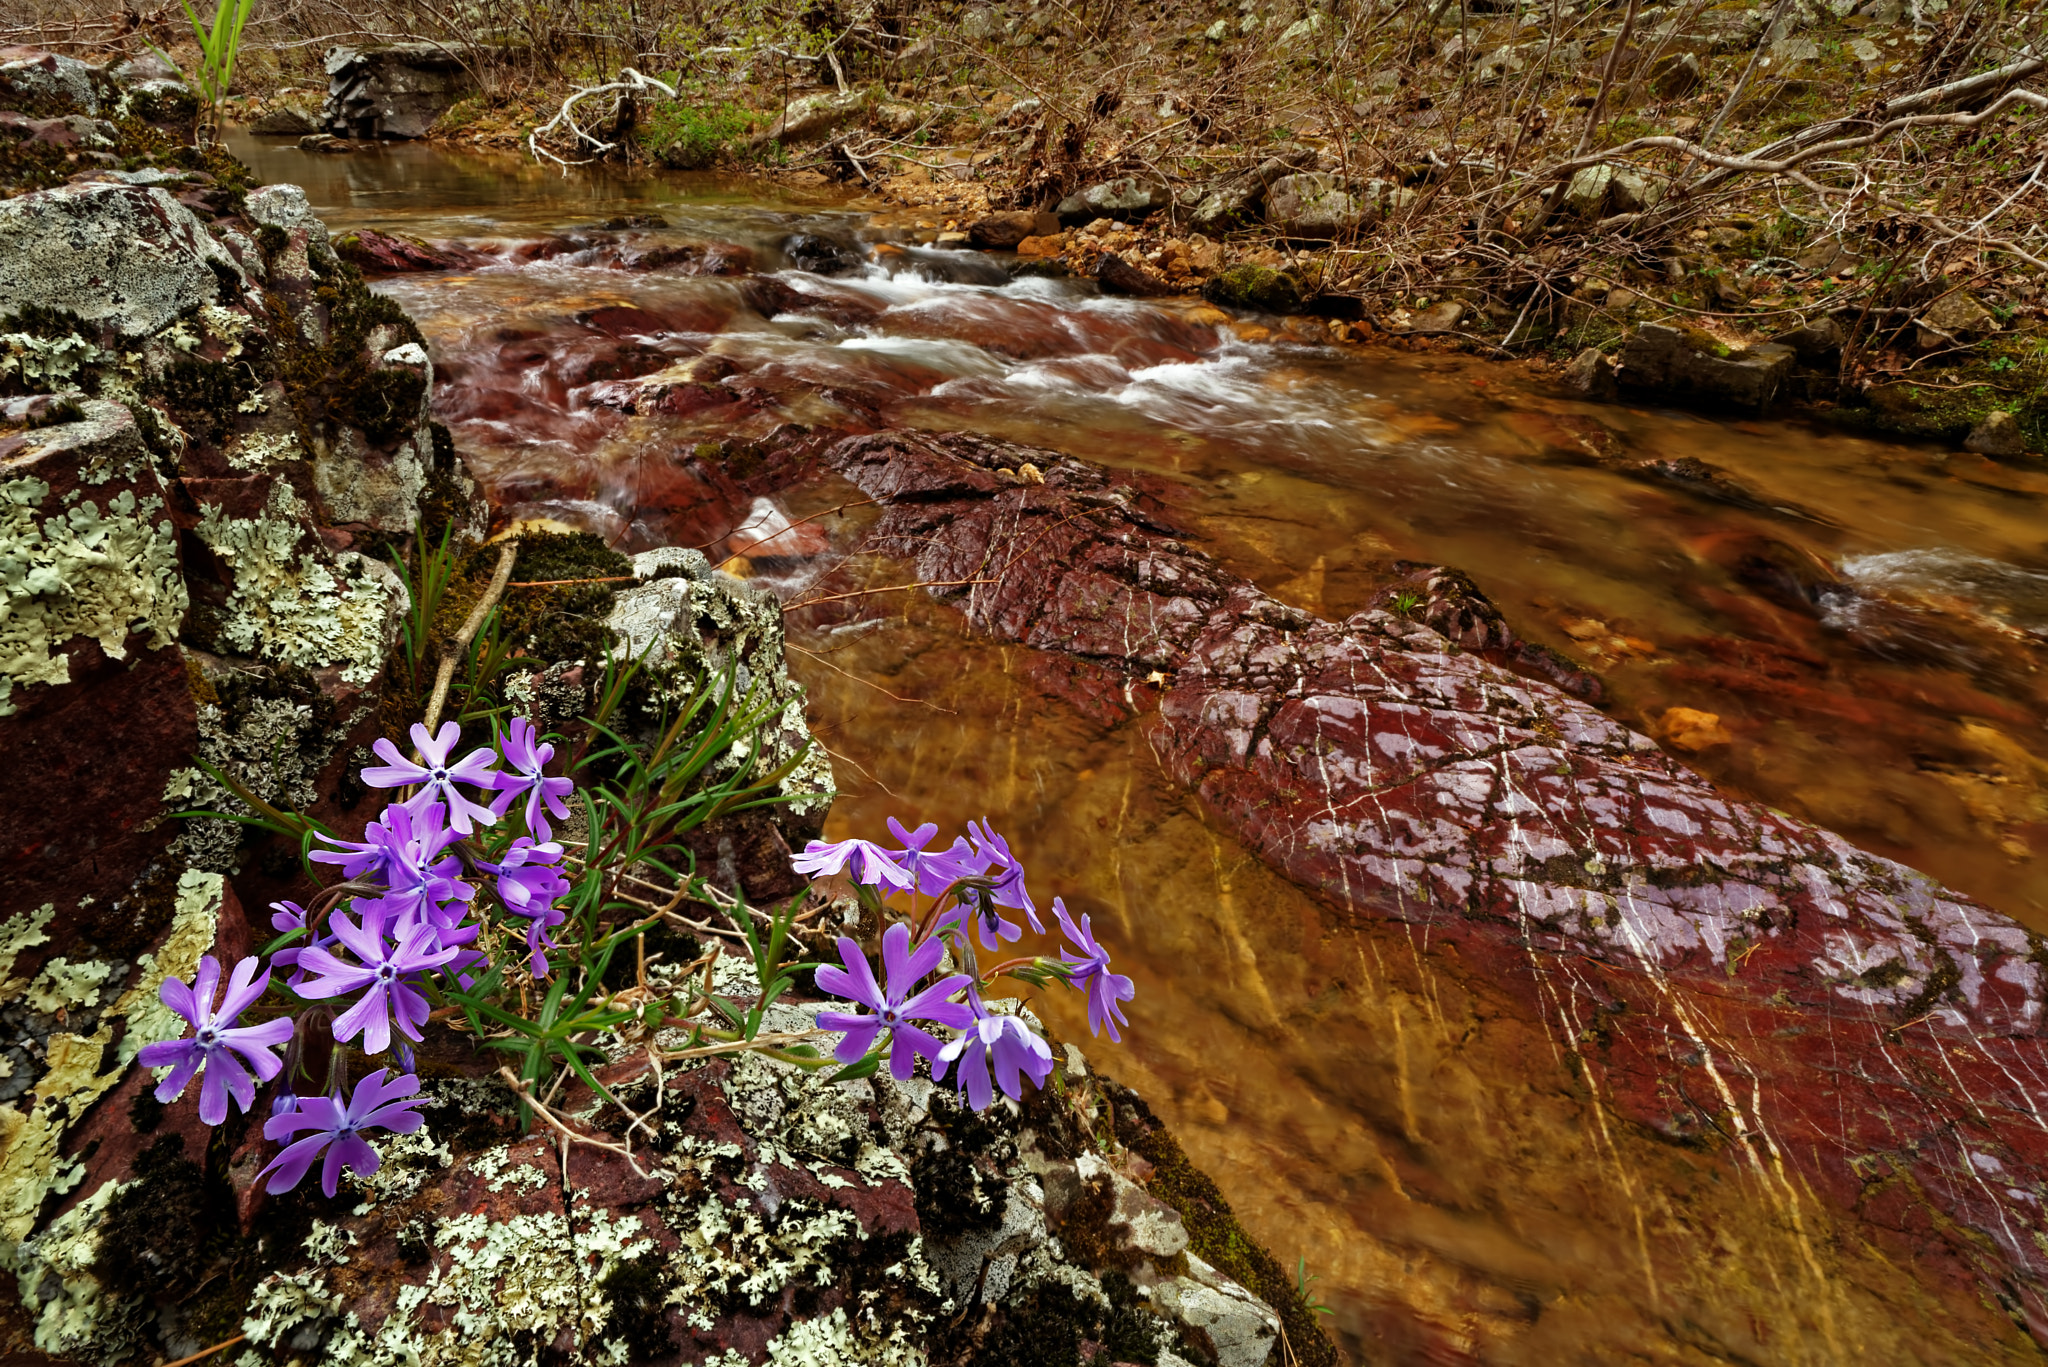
[1618,321,1796,410]
[815,425,2048,1352]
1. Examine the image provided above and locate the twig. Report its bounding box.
[497,1066,658,1180]
[160,1335,247,1367]
[423,540,519,736]
[508,575,637,588]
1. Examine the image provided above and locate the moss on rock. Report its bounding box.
[1201,265,1302,313]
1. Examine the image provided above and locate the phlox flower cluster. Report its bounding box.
[797,818,1134,1111]
[144,719,575,1195]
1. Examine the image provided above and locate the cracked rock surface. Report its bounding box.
[823,426,2048,1345]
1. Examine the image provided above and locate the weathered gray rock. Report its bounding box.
[1965,409,2028,458]
[1145,1256,1283,1367]
[322,43,478,139]
[1922,288,1996,336]
[1056,176,1172,224]
[0,53,109,116]
[606,548,835,825]
[247,105,317,135]
[244,182,333,257]
[1563,346,1621,401]
[0,182,248,340]
[764,89,866,141]
[1619,322,1795,409]
[1564,164,1613,218]
[1264,171,1371,239]
[1188,151,1318,233]
[1651,51,1704,98]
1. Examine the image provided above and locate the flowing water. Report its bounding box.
[235,134,2048,1363]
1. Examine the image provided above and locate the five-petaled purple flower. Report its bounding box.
[296,908,459,1055]
[312,800,472,926]
[937,1005,1054,1111]
[886,819,981,899]
[361,721,500,835]
[816,924,973,1079]
[793,837,913,891]
[258,1068,428,1197]
[968,821,1040,931]
[1053,899,1134,1042]
[479,839,571,977]
[138,956,295,1126]
[491,717,575,841]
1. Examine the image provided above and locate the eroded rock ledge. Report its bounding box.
[821,427,2048,1344]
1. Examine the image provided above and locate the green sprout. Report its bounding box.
[1296,1257,1334,1318]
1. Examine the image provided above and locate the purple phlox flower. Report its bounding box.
[933,892,1022,954]
[935,1003,1054,1111]
[886,819,984,900]
[257,1068,427,1197]
[968,820,1040,931]
[1052,898,1134,1043]
[268,900,319,979]
[312,801,471,925]
[515,901,568,979]
[478,838,571,978]
[295,907,458,1055]
[360,721,500,835]
[489,717,575,841]
[137,955,295,1126]
[478,838,569,918]
[815,923,973,1080]
[792,836,913,892]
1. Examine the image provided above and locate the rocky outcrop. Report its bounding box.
[322,44,480,140]
[29,955,1294,1367]
[817,427,2048,1348]
[0,52,475,1341]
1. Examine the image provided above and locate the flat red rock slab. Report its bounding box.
[821,428,2048,1343]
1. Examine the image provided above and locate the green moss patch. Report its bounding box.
[1202,265,1303,313]
[1106,1080,1339,1367]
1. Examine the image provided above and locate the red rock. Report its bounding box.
[821,427,2048,1346]
[334,227,481,274]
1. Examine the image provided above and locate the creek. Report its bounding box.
[233,132,2048,1364]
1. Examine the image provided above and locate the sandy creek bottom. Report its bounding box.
[235,132,2048,1363]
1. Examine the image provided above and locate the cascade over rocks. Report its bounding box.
[819,427,2048,1346]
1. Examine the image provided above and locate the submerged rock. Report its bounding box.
[816,426,2048,1350]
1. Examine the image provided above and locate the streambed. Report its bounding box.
[236,132,2048,1364]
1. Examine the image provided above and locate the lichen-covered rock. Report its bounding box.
[0,182,249,340]
[0,69,492,1359]
[600,548,835,899]
[37,981,1289,1367]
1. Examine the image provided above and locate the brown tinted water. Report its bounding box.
[236,133,2048,1362]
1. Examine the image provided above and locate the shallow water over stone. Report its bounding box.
[236,132,2048,1362]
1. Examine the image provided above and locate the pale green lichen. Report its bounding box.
[191,479,395,686]
[0,332,105,387]
[762,1305,926,1367]
[1,871,220,1267]
[24,957,115,1013]
[14,1177,144,1362]
[0,471,186,716]
[224,428,305,472]
[0,904,56,998]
